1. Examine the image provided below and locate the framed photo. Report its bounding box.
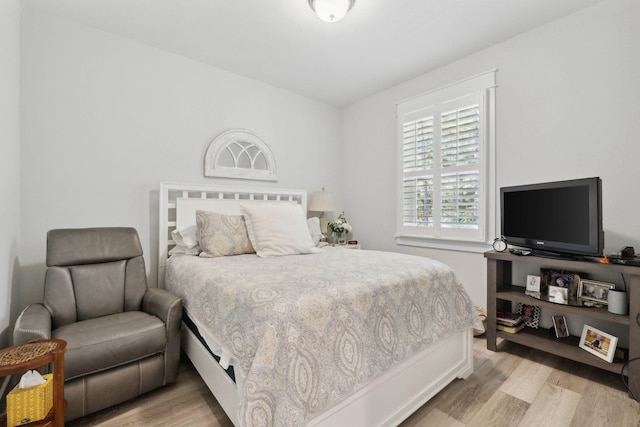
[552,315,569,338]
[578,279,615,305]
[548,286,569,304]
[526,275,541,293]
[541,269,583,302]
[579,324,618,363]
[516,302,541,329]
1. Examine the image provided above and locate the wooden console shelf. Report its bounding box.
[485,250,640,398]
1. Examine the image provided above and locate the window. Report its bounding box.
[396,71,496,251]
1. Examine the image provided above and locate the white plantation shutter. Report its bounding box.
[403,117,434,173]
[440,171,479,228]
[402,116,435,227]
[441,105,480,169]
[397,71,496,247]
[440,103,480,229]
[403,175,433,227]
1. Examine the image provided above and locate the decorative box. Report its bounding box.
[6,373,53,426]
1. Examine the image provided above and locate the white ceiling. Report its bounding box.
[21,0,602,107]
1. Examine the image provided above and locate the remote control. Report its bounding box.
[509,248,531,256]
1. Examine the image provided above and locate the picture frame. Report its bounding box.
[516,302,541,329]
[526,275,541,294]
[552,315,569,338]
[548,286,569,304]
[541,268,583,302]
[579,324,618,363]
[578,279,615,305]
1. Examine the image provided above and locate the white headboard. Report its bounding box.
[158,182,307,288]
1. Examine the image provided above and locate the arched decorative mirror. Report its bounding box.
[204,129,278,181]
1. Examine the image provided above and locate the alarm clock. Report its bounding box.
[493,235,507,252]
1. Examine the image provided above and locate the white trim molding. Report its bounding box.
[395,70,497,251]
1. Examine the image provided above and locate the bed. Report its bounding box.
[158,182,479,427]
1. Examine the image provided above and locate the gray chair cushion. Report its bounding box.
[71,261,127,321]
[53,311,166,380]
[47,227,143,267]
[44,228,149,330]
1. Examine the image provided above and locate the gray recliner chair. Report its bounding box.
[13,227,182,422]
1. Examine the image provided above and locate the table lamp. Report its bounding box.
[308,188,336,233]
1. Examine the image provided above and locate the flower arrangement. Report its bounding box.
[328,212,352,235]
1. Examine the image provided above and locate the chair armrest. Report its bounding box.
[142,288,182,330]
[13,304,52,344]
[142,288,182,384]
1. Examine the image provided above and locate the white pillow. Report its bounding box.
[169,244,201,256]
[171,225,199,248]
[241,203,321,257]
[307,217,322,247]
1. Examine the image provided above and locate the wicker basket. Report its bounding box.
[6,373,53,426]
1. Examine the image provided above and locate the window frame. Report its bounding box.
[395,71,497,253]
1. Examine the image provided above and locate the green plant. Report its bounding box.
[328,212,352,235]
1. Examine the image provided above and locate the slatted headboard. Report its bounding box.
[158,182,307,288]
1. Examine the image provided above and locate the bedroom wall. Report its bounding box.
[341,0,640,308]
[18,12,343,311]
[0,0,21,349]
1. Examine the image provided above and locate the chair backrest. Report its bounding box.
[44,227,148,329]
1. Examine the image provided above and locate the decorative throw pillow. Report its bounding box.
[307,217,322,247]
[196,210,255,257]
[241,203,321,257]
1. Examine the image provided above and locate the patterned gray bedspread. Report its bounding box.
[166,248,478,427]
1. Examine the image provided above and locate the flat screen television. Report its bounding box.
[500,177,603,257]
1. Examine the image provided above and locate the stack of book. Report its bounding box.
[496,311,525,333]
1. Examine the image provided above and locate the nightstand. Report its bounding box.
[336,244,361,249]
[0,339,67,427]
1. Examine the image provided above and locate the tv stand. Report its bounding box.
[485,250,640,399]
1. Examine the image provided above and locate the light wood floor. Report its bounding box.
[68,337,640,427]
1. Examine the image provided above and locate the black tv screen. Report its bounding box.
[500,177,603,256]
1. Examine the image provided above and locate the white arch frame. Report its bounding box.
[204,129,278,181]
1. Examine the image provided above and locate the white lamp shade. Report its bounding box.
[308,190,336,212]
[309,0,354,23]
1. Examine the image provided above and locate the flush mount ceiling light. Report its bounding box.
[308,0,355,23]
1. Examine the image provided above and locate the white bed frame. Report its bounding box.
[159,182,474,427]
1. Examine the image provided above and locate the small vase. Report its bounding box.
[334,232,346,245]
